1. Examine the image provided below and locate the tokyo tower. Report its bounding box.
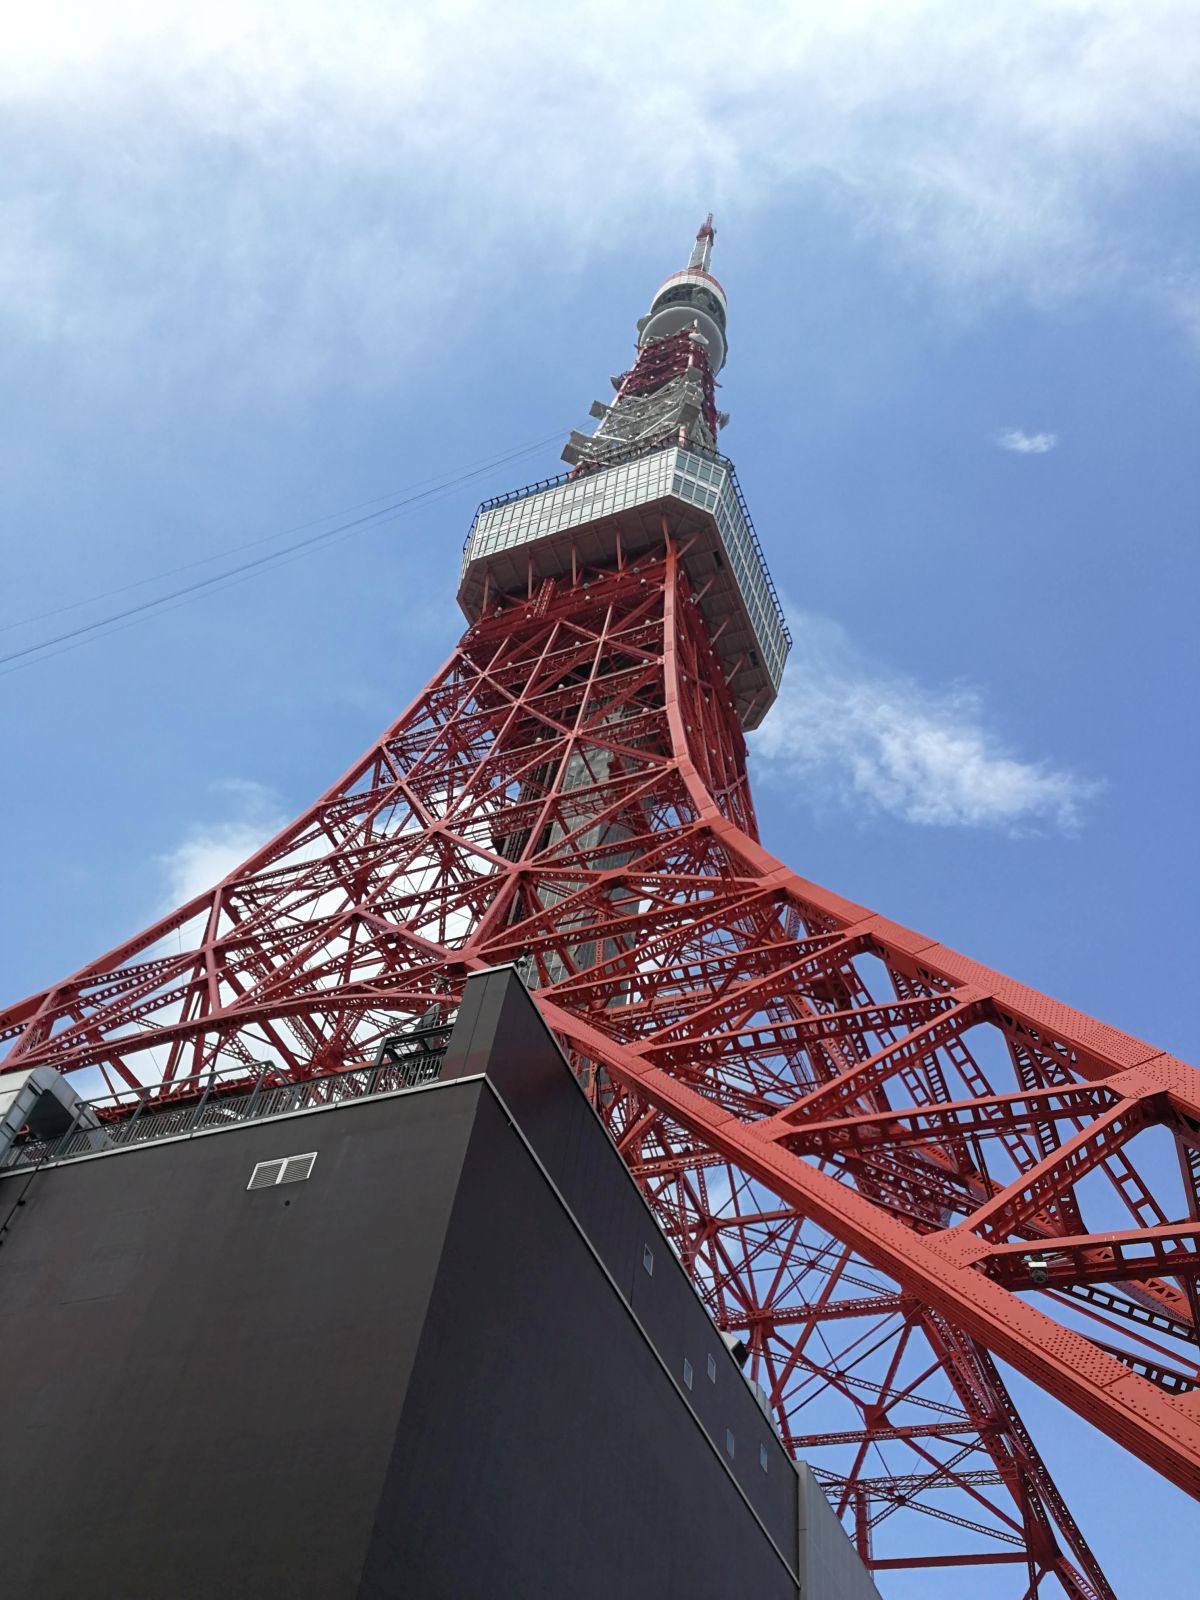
[3,217,1198,1594]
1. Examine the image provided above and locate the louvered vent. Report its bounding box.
[247,1152,317,1190]
[247,1158,286,1190]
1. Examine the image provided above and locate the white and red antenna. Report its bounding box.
[687,212,716,273]
[562,214,730,469]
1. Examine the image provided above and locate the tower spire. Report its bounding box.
[561,213,729,470]
[687,211,716,274]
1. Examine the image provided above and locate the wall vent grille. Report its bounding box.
[247,1152,317,1190]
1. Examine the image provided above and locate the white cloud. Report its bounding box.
[157,779,286,906]
[995,428,1059,453]
[0,3,1198,363]
[750,613,1097,832]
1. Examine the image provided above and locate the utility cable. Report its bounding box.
[0,430,564,637]
[1,459,496,678]
[0,430,566,676]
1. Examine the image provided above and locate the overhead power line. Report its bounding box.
[0,430,566,678]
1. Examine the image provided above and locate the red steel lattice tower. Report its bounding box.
[3,220,1199,1594]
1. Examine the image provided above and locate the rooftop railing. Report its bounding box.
[1,1026,451,1174]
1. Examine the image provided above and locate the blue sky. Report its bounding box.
[2,3,1198,1590]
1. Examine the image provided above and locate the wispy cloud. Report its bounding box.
[750,614,1097,833]
[157,779,285,906]
[1,3,1199,368]
[995,428,1059,454]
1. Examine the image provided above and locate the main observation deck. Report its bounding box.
[458,443,791,729]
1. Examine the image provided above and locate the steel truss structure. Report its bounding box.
[3,231,1198,1595]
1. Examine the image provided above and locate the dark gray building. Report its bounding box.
[0,967,880,1598]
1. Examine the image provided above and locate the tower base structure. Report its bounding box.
[0,967,878,1600]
